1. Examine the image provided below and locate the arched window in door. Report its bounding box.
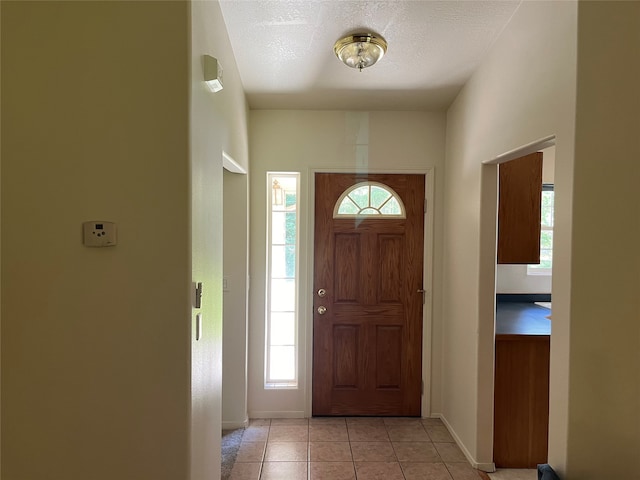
[333,181,406,218]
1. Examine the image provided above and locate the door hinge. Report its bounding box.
[417,289,426,304]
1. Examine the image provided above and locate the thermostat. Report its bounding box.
[83,221,117,247]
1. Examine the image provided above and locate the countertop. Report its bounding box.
[496,301,551,335]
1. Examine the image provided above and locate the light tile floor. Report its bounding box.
[488,469,536,480]
[229,417,486,480]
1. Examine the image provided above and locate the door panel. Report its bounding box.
[376,325,402,388]
[379,235,403,302]
[312,173,425,416]
[334,234,360,302]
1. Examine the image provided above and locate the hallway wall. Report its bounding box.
[2,3,191,478]
[189,1,249,478]
[1,1,249,478]
[565,2,640,477]
[223,168,250,428]
[443,0,578,470]
[445,2,640,475]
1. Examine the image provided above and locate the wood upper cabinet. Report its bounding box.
[497,152,543,264]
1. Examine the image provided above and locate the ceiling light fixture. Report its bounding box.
[334,33,387,71]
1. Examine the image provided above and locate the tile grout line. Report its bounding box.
[235,418,485,480]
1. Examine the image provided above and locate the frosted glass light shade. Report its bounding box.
[334,33,387,71]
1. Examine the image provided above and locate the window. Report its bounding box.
[528,185,554,275]
[334,181,405,218]
[265,173,299,388]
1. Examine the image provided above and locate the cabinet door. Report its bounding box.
[494,334,550,468]
[497,152,543,264]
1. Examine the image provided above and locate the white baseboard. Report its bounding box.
[222,417,249,430]
[475,462,496,473]
[433,413,496,473]
[248,410,306,419]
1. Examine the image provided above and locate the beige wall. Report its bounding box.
[444,0,577,470]
[565,2,640,478]
[189,0,249,477]
[1,2,190,478]
[248,110,446,417]
[1,1,249,479]
[223,168,250,428]
[189,0,250,437]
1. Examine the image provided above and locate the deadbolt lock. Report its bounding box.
[317,288,327,297]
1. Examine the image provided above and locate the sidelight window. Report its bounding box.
[265,173,299,388]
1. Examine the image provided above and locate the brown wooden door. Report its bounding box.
[312,173,425,416]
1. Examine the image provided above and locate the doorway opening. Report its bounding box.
[483,136,556,468]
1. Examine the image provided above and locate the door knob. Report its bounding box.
[317,288,327,297]
[317,306,327,315]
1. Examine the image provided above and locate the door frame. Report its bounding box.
[305,167,436,418]
[480,134,556,470]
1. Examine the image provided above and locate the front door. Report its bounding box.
[312,173,425,416]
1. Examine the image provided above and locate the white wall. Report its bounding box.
[564,3,640,478]
[1,1,249,479]
[2,3,191,478]
[248,110,446,417]
[495,266,551,294]
[457,4,640,475]
[223,168,250,428]
[444,0,577,470]
[190,1,249,477]
[189,1,251,437]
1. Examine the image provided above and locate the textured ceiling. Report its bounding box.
[219,1,522,110]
